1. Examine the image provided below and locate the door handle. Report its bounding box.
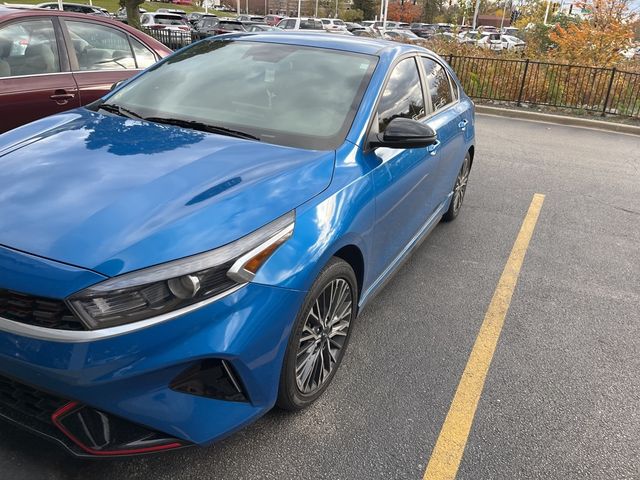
[458,119,469,131]
[428,140,441,156]
[50,90,75,105]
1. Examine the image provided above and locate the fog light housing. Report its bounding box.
[170,359,248,402]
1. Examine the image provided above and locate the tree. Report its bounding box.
[388,1,422,23]
[352,0,378,20]
[120,0,145,29]
[341,8,365,21]
[549,0,634,66]
[423,0,443,23]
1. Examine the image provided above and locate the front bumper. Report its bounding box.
[0,246,306,455]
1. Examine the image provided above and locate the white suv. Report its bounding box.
[276,17,324,31]
[320,18,347,32]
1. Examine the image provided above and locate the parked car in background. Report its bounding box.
[237,14,264,22]
[263,14,283,25]
[458,30,480,45]
[501,26,519,37]
[197,18,245,35]
[0,32,475,458]
[502,34,525,51]
[478,25,497,33]
[384,29,421,43]
[0,5,171,133]
[362,20,408,29]
[140,12,191,47]
[115,6,146,23]
[352,28,381,38]
[432,31,456,42]
[620,46,639,59]
[244,22,281,32]
[156,8,188,20]
[344,21,363,32]
[37,2,109,16]
[187,12,216,25]
[410,22,436,38]
[320,18,347,32]
[477,32,503,51]
[276,17,324,31]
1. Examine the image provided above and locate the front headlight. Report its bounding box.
[67,212,294,330]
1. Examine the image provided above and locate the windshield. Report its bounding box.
[104,40,377,150]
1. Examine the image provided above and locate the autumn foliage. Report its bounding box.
[387,2,422,23]
[549,0,634,67]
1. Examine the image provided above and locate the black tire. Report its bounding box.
[442,153,471,222]
[277,257,357,411]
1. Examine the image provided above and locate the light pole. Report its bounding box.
[543,0,552,24]
[500,0,509,30]
[237,0,241,15]
[297,0,301,18]
[472,0,481,30]
[382,0,388,31]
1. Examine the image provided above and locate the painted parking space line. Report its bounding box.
[423,193,546,480]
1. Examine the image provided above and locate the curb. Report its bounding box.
[475,105,640,136]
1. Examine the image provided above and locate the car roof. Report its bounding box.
[230,31,423,56]
[40,2,98,5]
[148,12,183,17]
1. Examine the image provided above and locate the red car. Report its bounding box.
[0,5,172,133]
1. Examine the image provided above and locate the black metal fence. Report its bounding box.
[446,55,640,118]
[142,29,640,119]
[143,28,211,50]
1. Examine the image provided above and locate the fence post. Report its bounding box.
[448,54,453,65]
[517,59,529,106]
[601,67,616,117]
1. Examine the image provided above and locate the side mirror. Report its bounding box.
[110,80,124,91]
[370,117,437,149]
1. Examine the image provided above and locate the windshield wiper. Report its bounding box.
[99,103,144,120]
[145,117,260,141]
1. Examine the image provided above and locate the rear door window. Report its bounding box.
[0,18,61,77]
[420,57,454,112]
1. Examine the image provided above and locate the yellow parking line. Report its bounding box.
[423,193,545,480]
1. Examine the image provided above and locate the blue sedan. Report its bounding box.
[0,33,475,456]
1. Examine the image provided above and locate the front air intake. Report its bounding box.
[170,359,248,402]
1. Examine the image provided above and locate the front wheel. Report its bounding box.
[442,153,471,222]
[277,257,357,411]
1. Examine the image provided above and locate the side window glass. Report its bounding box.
[0,19,60,78]
[421,57,454,112]
[66,21,135,71]
[377,57,425,133]
[130,37,156,69]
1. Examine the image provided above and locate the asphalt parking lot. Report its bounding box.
[1,114,638,480]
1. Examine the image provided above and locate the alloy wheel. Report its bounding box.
[295,278,353,394]
[452,158,470,214]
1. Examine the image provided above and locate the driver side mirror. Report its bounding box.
[369,117,437,149]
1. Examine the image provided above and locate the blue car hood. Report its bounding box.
[0,110,334,277]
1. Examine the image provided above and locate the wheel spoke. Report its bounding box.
[295,277,353,394]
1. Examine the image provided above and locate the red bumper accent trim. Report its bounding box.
[51,402,183,456]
